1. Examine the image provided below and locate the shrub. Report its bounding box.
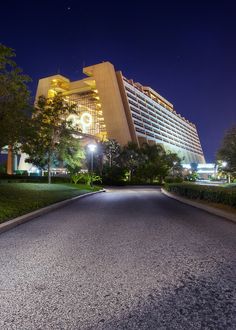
[164,176,183,184]
[15,170,28,176]
[71,172,102,185]
[165,183,236,208]
[0,175,70,184]
[102,165,126,185]
[71,173,84,184]
[0,163,6,174]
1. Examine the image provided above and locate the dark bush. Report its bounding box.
[165,183,236,208]
[0,174,70,184]
[164,176,183,184]
[102,165,126,185]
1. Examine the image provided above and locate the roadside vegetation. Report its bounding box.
[165,183,236,209]
[90,139,183,185]
[0,183,99,223]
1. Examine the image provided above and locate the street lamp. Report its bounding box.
[222,161,231,183]
[88,143,97,187]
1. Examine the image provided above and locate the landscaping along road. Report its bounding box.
[0,187,235,329]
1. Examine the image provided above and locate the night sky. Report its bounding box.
[1,0,236,162]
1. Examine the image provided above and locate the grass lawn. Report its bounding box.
[0,183,100,223]
[189,198,236,216]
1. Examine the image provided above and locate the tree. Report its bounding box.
[58,136,85,175]
[0,44,31,149]
[217,125,236,179]
[137,144,182,183]
[139,143,167,183]
[92,139,123,183]
[102,139,121,168]
[22,94,77,183]
[165,152,183,177]
[120,142,141,182]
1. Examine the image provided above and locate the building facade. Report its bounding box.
[35,61,205,164]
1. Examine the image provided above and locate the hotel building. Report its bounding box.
[34,62,205,164]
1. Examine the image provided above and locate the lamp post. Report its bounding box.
[88,143,97,187]
[222,161,231,183]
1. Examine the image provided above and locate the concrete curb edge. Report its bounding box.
[0,189,106,235]
[161,188,236,223]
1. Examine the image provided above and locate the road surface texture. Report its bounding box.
[0,187,235,329]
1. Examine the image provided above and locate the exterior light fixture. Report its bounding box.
[88,143,97,153]
[88,143,97,187]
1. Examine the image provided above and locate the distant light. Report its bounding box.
[72,134,83,139]
[88,144,97,152]
[222,161,227,167]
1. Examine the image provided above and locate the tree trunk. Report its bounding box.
[7,145,13,175]
[48,156,51,184]
[109,152,112,168]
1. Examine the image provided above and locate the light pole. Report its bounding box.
[222,161,231,183]
[88,143,97,187]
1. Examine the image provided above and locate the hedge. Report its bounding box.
[165,183,236,208]
[0,175,70,184]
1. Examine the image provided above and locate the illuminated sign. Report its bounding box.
[67,112,92,133]
[80,112,92,131]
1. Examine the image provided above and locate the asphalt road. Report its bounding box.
[0,187,235,330]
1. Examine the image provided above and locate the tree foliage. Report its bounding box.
[121,142,142,181]
[0,44,31,149]
[58,136,85,175]
[103,139,121,167]
[96,139,182,184]
[217,125,236,175]
[137,143,182,183]
[22,94,77,183]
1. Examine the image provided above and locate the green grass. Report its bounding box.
[0,183,100,223]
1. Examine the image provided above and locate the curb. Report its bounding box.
[161,188,236,223]
[0,189,106,235]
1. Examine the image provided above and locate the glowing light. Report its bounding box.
[67,114,80,128]
[88,143,97,152]
[80,112,92,132]
[67,112,93,133]
[72,134,83,139]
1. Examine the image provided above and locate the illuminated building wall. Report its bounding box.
[36,62,205,163]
